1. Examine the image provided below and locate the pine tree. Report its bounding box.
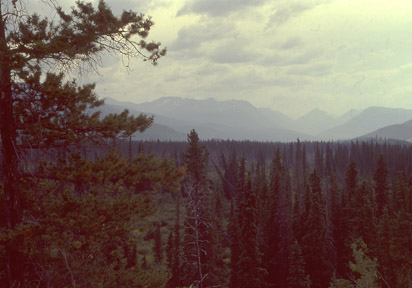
[0,1,166,286]
[3,153,181,287]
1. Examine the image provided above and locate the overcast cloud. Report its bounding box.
[24,0,412,118]
[177,0,267,17]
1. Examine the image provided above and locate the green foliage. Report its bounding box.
[221,150,238,199]
[183,129,208,186]
[2,180,155,286]
[373,155,389,215]
[166,198,183,287]
[7,0,166,68]
[180,129,227,288]
[229,201,241,288]
[136,139,412,288]
[329,275,353,288]
[36,151,182,193]
[329,239,381,288]
[1,1,167,286]
[288,240,311,288]
[166,230,174,269]
[349,239,380,287]
[13,68,153,151]
[301,169,334,288]
[153,224,163,263]
[261,148,292,286]
[345,161,358,203]
[0,149,182,286]
[181,130,211,287]
[236,174,264,288]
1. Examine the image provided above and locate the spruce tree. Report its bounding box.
[237,174,264,288]
[208,189,227,286]
[335,161,358,277]
[350,182,376,245]
[229,201,241,288]
[294,139,305,211]
[375,208,396,286]
[315,144,324,177]
[183,129,208,187]
[373,155,388,216]
[153,224,163,264]
[166,230,174,270]
[237,155,246,202]
[261,148,291,286]
[325,143,335,177]
[230,156,246,288]
[301,169,334,288]
[345,161,358,204]
[166,200,182,287]
[181,129,222,288]
[288,240,311,288]
[222,150,238,199]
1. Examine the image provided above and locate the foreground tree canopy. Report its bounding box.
[0,0,172,286]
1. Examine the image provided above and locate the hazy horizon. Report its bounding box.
[106,95,409,120]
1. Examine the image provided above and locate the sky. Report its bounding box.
[25,0,412,118]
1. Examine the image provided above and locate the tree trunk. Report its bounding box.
[0,4,24,286]
[194,213,203,288]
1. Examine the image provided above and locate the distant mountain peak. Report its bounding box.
[340,108,361,118]
[363,106,406,113]
[151,96,184,104]
[320,106,412,140]
[300,108,334,119]
[309,107,324,113]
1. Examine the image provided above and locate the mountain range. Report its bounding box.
[101,97,412,142]
[361,119,412,142]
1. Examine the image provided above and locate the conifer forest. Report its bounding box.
[2,1,412,288]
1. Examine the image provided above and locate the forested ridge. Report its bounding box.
[6,135,403,287]
[7,113,412,287]
[114,137,412,287]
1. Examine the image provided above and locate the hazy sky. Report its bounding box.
[30,0,412,118]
